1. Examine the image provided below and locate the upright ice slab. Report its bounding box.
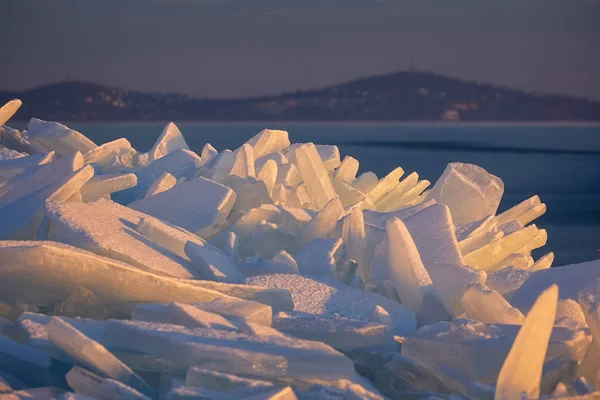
[138,122,190,165]
[495,285,559,400]
[245,129,290,159]
[129,177,236,238]
[294,143,337,209]
[0,99,22,126]
[428,162,504,225]
[386,218,436,312]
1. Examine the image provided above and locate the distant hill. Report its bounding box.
[2,71,599,122]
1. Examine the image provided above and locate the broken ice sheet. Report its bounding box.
[132,297,272,327]
[273,311,392,351]
[495,285,559,400]
[26,118,97,156]
[103,319,355,380]
[185,366,274,395]
[296,197,343,247]
[129,176,236,238]
[167,302,239,331]
[45,199,200,279]
[246,274,416,336]
[66,366,151,400]
[0,241,236,307]
[47,317,155,397]
[332,155,359,184]
[428,162,504,225]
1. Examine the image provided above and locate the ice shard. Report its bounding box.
[294,143,337,209]
[246,129,290,159]
[296,197,343,247]
[80,173,137,202]
[0,99,22,126]
[144,172,177,198]
[494,285,559,400]
[27,118,97,156]
[332,156,359,184]
[185,240,244,283]
[138,122,189,165]
[341,208,369,282]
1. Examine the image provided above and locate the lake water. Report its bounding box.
[63,121,600,267]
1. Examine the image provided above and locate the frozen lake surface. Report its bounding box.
[64,121,600,267]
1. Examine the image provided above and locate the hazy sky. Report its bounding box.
[1,0,599,99]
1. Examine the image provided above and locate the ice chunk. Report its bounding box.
[397,179,430,206]
[144,172,177,198]
[222,175,273,215]
[48,317,154,397]
[130,177,236,238]
[332,155,359,184]
[0,151,55,183]
[246,129,290,159]
[511,259,600,312]
[428,162,503,225]
[294,143,337,209]
[275,164,300,188]
[297,197,343,247]
[487,253,533,273]
[296,238,344,276]
[9,387,67,399]
[237,221,296,260]
[185,240,244,283]
[1,125,42,154]
[273,311,391,351]
[27,118,97,156]
[167,303,239,331]
[45,199,201,278]
[255,152,288,171]
[352,172,378,194]
[0,240,237,308]
[341,208,369,282]
[257,159,277,195]
[245,251,299,276]
[246,274,416,336]
[230,144,256,179]
[461,283,525,325]
[425,263,487,316]
[83,138,136,173]
[104,319,355,380]
[139,122,189,165]
[386,218,436,312]
[463,225,539,271]
[114,149,202,204]
[403,203,464,268]
[66,366,151,400]
[0,99,22,126]
[80,173,137,202]
[495,285,559,400]
[185,367,274,394]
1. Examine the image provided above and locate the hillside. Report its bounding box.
[1,71,599,122]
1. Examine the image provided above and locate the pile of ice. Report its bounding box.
[0,98,598,400]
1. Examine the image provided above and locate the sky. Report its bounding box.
[0,0,599,100]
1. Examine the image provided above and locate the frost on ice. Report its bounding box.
[0,103,598,399]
